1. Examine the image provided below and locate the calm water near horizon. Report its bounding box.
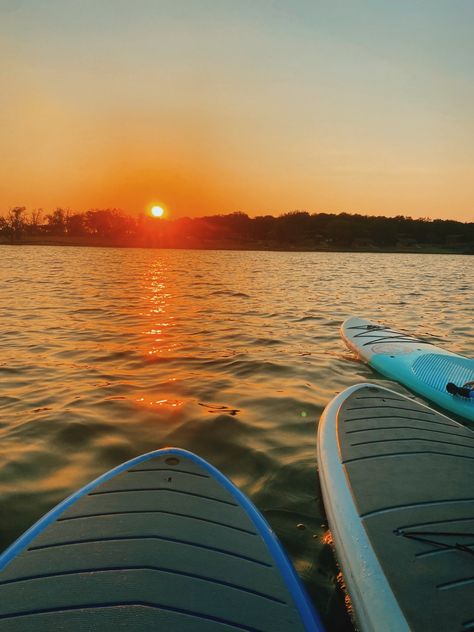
[0,245,472,630]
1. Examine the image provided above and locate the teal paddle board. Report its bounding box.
[341,316,474,422]
[0,448,324,631]
[318,383,474,632]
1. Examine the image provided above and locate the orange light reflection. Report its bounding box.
[136,397,184,410]
[138,260,185,409]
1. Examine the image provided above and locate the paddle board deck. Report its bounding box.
[0,448,324,631]
[317,383,474,632]
[341,316,474,421]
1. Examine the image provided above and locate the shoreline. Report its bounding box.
[0,238,470,255]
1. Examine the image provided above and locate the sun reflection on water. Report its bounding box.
[142,261,176,351]
[137,260,185,407]
[136,397,184,409]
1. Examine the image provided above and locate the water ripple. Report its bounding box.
[0,246,471,631]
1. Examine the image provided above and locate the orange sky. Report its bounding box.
[1,1,473,222]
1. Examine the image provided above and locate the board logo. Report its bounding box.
[371,343,414,355]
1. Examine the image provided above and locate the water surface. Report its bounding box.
[0,246,472,630]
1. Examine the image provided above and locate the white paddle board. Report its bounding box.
[318,383,474,632]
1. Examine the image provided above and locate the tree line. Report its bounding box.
[1,206,473,251]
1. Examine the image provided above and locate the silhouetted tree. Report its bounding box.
[66,213,88,236]
[327,216,357,247]
[272,211,312,245]
[251,215,274,241]
[85,209,130,238]
[6,207,27,241]
[46,208,68,235]
[28,209,44,235]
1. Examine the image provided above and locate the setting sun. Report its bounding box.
[151,206,165,218]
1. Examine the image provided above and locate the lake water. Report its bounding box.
[0,246,472,630]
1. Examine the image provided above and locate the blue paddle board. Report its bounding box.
[0,448,324,631]
[341,316,474,422]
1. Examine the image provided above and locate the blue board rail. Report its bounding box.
[0,447,324,631]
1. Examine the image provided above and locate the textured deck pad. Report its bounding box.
[412,353,474,392]
[341,316,474,421]
[338,385,474,632]
[0,451,312,631]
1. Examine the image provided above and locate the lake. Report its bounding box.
[0,246,472,630]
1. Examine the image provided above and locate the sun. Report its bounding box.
[151,205,165,218]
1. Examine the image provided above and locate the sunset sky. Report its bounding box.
[1,0,473,221]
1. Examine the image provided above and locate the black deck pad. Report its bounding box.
[338,385,474,632]
[0,452,312,631]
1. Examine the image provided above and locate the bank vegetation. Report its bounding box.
[1,207,473,253]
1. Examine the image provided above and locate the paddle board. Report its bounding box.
[0,447,324,631]
[317,383,474,632]
[341,316,474,421]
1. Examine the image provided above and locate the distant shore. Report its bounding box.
[2,209,472,255]
[1,236,471,255]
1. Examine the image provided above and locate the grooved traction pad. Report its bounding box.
[0,453,309,631]
[338,386,474,632]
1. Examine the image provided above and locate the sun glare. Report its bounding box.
[151,205,165,218]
